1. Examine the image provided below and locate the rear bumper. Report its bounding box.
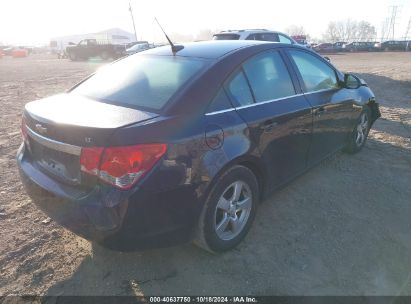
[17,144,198,250]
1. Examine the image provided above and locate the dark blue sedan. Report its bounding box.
[17,41,380,252]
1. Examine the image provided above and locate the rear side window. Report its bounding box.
[246,33,279,42]
[278,34,292,44]
[289,50,338,92]
[242,51,295,102]
[225,71,254,107]
[207,89,232,113]
[213,34,240,40]
[71,56,206,111]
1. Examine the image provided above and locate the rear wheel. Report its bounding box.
[343,107,371,154]
[194,165,259,253]
[101,51,110,61]
[68,52,77,61]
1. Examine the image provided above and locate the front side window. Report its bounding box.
[289,50,338,92]
[225,71,254,107]
[72,55,207,111]
[242,51,295,102]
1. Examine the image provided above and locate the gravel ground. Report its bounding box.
[0,52,410,296]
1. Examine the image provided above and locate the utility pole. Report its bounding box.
[404,17,411,40]
[129,2,138,42]
[381,18,389,41]
[405,17,411,51]
[386,5,402,40]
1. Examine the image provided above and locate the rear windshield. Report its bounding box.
[71,55,207,111]
[213,34,240,40]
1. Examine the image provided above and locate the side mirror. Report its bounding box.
[344,73,361,89]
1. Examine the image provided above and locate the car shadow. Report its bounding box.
[44,135,411,297]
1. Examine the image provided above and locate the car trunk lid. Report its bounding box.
[23,93,158,186]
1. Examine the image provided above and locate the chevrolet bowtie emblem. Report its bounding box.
[35,124,47,135]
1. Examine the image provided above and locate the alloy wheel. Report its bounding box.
[355,113,369,147]
[214,181,252,241]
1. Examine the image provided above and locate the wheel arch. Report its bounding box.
[201,154,268,206]
[366,97,381,127]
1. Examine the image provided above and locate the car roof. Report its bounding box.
[141,40,275,59]
[216,29,282,34]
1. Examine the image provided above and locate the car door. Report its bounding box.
[87,40,99,57]
[286,48,358,165]
[224,49,313,188]
[78,40,90,58]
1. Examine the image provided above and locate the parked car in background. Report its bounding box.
[313,43,335,53]
[1,46,14,56]
[126,42,151,55]
[291,35,311,48]
[66,39,126,61]
[213,29,297,45]
[126,41,148,49]
[342,42,377,52]
[11,48,29,58]
[18,40,380,253]
[376,40,410,51]
[333,41,347,52]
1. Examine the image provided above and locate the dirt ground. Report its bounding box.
[0,52,410,296]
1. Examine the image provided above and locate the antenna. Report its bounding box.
[154,17,184,54]
[129,3,138,42]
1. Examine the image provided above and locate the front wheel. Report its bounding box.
[343,107,371,154]
[194,165,259,253]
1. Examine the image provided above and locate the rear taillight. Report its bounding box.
[80,147,104,176]
[80,144,167,189]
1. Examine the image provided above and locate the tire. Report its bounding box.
[194,165,259,253]
[343,107,371,154]
[68,52,77,61]
[101,51,110,61]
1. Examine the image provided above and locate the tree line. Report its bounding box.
[286,20,377,42]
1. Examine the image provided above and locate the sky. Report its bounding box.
[0,0,410,45]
